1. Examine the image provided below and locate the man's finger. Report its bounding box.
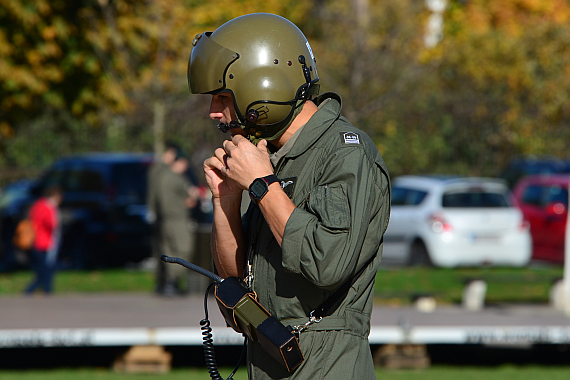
[222,139,234,153]
[257,139,268,152]
[205,155,225,172]
[232,134,250,145]
[214,147,226,163]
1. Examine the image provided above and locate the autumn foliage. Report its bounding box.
[1,0,569,179]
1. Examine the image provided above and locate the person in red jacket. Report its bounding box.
[24,186,63,295]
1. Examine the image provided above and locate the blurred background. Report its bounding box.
[1,0,570,379]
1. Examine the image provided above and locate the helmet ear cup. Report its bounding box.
[231,66,297,126]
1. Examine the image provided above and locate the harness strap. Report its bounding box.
[282,316,346,331]
[282,309,370,336]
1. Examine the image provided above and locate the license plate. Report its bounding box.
[469,232,500,243]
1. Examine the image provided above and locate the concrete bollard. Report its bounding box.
[462,279,487,311]
[550,279,566,311]
[414,296,437,313]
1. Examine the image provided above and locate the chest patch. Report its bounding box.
[279,177,297,199]
[340,131,361,145]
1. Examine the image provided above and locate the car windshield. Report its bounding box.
[110,163,149,203]
[442,190,510,208]
[521,184,569,207]
[391,186,428,206]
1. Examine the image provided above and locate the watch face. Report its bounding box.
[250,179,268,200]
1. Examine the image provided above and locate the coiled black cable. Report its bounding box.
[201,282,222,380]
[200,318,222,380]
[161,255,246,379]
[201,281,246,380]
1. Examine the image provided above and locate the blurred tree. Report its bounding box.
[310,0,440,176]
[314,0,570,177]
[433,0,570,174]
[80,0,313,157]
[3,0,570,181]
[0,0,104,167]
[0,0,311,173]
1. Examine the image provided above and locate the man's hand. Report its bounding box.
[217,135,274,190]
[203,154,242,200]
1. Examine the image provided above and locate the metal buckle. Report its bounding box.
[292,310,323,335]
[244,263,254,288]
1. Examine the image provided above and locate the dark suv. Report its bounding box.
[0,153,155,270]
[500,157,570,189]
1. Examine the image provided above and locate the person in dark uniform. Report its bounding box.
[188,13,390,379]
[156,152,196,295]
[146,141,180,294]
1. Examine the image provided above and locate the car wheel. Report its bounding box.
[408,240,432,267]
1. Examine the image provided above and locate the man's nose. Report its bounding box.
[209,99,223,119]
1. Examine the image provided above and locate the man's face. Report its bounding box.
[162,148,177,165]
[209,93,246,137]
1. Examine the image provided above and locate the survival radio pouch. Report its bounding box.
[160,255,303,373]
[161,253,376,374]
[215,276,304,372]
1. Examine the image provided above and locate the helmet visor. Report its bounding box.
[188,32,239,94]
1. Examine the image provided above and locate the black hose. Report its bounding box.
[160,255,223,283]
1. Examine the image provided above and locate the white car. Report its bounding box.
[382,176,532,267]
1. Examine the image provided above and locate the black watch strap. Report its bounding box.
[249,175,280,201]
[261,174,279,186]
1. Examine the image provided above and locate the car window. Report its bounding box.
[110,163,149,203]
[66,168,105,192]
[41,168,67,189]
[545,186,568,206]
[521,184,569,207]
[391,186,428,206]
[391,187,408,206]
[521,185,543,206]
[0,181,33,209]
[442,191,510,208]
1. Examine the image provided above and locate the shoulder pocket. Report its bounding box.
[307,184,350,230]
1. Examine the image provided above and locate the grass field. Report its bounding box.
[0,366,570,380]
[374,265,563,305]
[0,265,563,305]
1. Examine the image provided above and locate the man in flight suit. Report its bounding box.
[187,13,391,379]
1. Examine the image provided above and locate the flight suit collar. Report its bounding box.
[286,92,343,158]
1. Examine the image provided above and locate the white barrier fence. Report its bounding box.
[2,325,570,348]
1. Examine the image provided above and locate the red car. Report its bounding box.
[512,175,569,263]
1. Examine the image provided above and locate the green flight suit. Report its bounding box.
[147,161,170,288]
[243,92,391,379]
[157,169,193,282]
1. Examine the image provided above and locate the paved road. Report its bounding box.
[1,293,569,330]
[1,293,570,348]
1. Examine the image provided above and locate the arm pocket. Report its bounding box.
[307,184,350,230]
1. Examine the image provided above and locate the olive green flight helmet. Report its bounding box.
[188,13,319,142]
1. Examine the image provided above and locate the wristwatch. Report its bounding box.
[249,175,280,202]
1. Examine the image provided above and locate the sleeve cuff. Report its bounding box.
[281,207,315,274]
